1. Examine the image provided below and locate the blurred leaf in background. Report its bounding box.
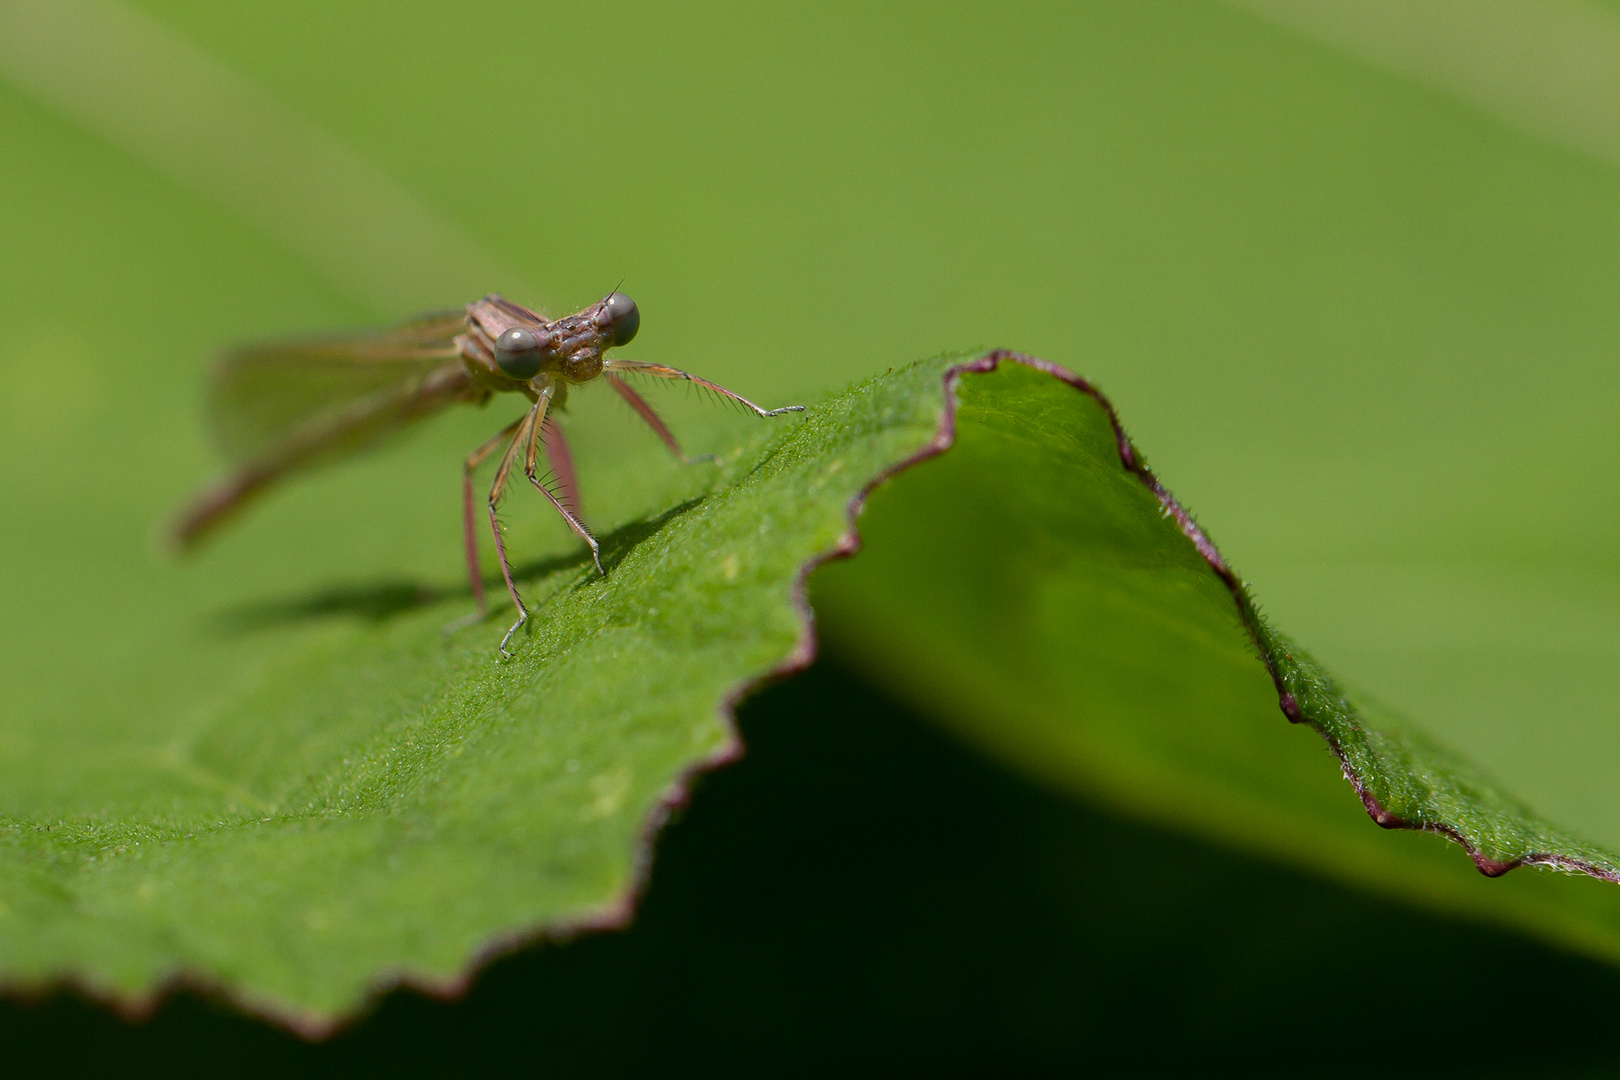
[6,0,1620,1067]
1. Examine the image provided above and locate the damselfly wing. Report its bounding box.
[209,310,470,465]
[173,310,477,550]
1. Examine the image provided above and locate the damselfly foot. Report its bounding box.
[498,606,529,660]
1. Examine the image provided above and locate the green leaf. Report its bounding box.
[10,346,1620,1028]
[815,357,1620,966]
[20,659,1620,1074]
[0,356,964,1026]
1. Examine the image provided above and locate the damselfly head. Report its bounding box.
[474,292,638,386]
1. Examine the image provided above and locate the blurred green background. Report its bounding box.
[6,0,1620,1065]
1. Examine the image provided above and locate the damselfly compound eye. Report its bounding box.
[598,292,639,347]
[495,327,544,379]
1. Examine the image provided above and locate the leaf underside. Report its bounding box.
[6,355,1620,1030]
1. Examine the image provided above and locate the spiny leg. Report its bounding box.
[540,413,585,519]
[489,401,543,657]
[606,372,714,464]
[602,360,806,419]
[455,415,524,623]
[523,390,604,576]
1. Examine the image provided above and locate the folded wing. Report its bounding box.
[173,311,478,550]
[210,310,470,463]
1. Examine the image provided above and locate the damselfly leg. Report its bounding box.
[603,360,808,419]
[522,398,602,576]
[486,398,542,657]
[444,415,525,635]
[607,373,714,465]
[540,413,585,517]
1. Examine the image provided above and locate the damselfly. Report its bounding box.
[172,292,804,655]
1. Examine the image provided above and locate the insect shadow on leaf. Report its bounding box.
[212,496,708,636]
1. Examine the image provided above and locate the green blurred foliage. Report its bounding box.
[7,0,1619,840]
[5,0,1620,1063]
